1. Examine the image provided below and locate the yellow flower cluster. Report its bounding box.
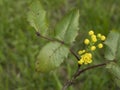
[78,53,92,65]
[78,30,106,65]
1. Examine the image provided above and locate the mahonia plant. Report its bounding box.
[27,0,120,90]
[78,30,106,65]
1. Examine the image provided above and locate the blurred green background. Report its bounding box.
[0,0,120,90]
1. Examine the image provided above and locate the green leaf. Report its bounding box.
[27,0,48,35]
[104,30,120,60]
[106,62,120,88]
[55,9,79,45]
[116,37,120,63]
[35,42,69,72]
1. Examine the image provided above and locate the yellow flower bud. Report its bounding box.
[91,46,96,51]
[78,50,82,55]
[93,38,97,42]
[98,43,103,48]
[78,50,85,55]
[91,35,97,42]
[97,33,101,38]
[82,50,85,53]
[89,30,94,35]
[101,35,106,41]
[87,59,92,63]
[87,53,92,58]
[84,39,90,45]
[91,35,96,38]
[78,59,84,65]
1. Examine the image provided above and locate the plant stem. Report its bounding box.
[62,62,109,90]
[69,48,79,60]
[36,32,80,61]
[36,32,65,45]
[74,63,106,78]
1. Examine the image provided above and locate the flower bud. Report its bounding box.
[98,43,103,48]
[91,46,96,51]
[89,30,94,35]
[101,35,106,41]
[84,39,90,45]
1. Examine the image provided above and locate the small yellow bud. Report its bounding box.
[82,50,85,53]
[87,59,92,63]
[88,53,92,58]
[78,59,84,65]
[91,35,97,42]
[78,50,85,55]
[97,33,101,38]
[91,46,96,51]
[84,39,90,45]
[101,35,106,41]
[89,30,94,35]
[91,35,96,38]
[92,38,97,42]
[78,50,82,55]
[98,43,103,48]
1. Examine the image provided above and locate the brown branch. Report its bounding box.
[62,67,80,90]
[70,48,79,60]
[36,32,65,45]
[36,32,81,61]
[62,62,109,90]
[74,63,106,78]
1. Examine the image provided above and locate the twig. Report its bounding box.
[62,62,108,90]
[69,48,79,60]
[36,32,65,45]
[62,67,80,90]
[36,32,80,61]
[74,63,106,78]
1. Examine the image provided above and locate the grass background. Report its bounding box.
[0,0,120,90]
